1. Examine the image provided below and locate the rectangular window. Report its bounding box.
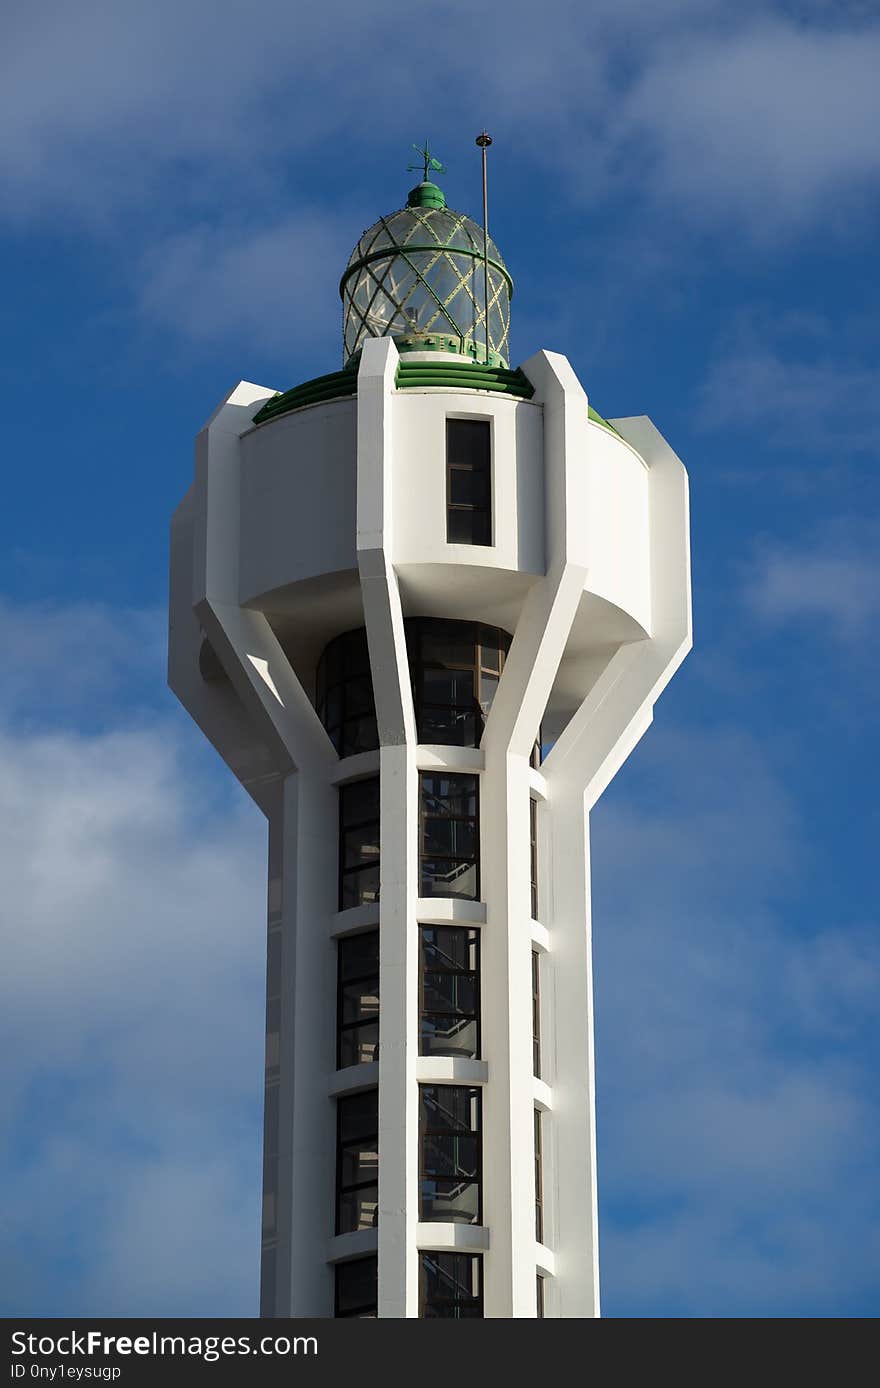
[534,1108,544,1244]
[336,1090,378,1234]
[335,1255,377,1318]
[339,777,380,909]
[419,772,479,900]
[537,1274,545,1318]
[420,1084,482,1224]
[420,1251,483,1318]
[420,925,480,1060]
[530,796,538,920]
[532,950,541,1079]
[337,931,379,1069]
[446,418,491,546]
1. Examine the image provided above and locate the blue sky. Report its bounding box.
[1,0,878,1318]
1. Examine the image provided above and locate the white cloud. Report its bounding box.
[591,725,880,1314]
[0,600,267,1314]
[2,599,878,1315]
[621,20,880,233]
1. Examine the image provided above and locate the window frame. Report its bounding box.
[419,1251,484,1318]
[336,930,380,1070]
[405,617,510,749]
[418,771,480,901]
[532,949,542,1079]
[316,627,379,758]
[446,416,492,548]
[419,924,481,1060]
[335,1089,379,1236]
[338,776,381,911]
[419,1083,483,1225]
[334,1255,378,1318]
[534,1107,544,1244]
[530,796,539,920]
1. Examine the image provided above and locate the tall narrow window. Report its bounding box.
[339,777,380,909]
[419,772,479,900]
[337,931,379,1068]
[534,1108,544,1243]
[446,418,491,545]
[336,1090,378,1234]
[420,925,480,1059]
[335,1256,377,1318]
[420,1252,483,1318]
[536,1274,545,1318]
[530,796,539,920]
[420,1085,482,1224]
[532,950,541,1079]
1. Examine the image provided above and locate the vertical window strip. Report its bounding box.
[532,950,541,1079]
[530,796,538,920]
[534,1107,544,1244]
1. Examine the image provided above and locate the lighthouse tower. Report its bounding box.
[168,156,691,1319]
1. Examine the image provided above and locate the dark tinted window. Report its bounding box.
[530,797,539,920]
[420,925,480,1059]
[335,1256,377,1318]
[420,1251,483,1318]
[420,1085,482,1224]
[447,419,491,546]
[316,628,379,757]
[337,931,379,1069]
[419,773,479,900]
[532,950,541,1079]
[534,1107,544,1243]
[405,617,510,748]
[336,1090,378,1234]
[339,777,380,909]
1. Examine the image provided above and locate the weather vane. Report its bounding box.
[407,140,447,183]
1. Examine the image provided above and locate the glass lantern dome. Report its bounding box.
[339,180,513,367]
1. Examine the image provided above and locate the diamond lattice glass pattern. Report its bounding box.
[341,206,512,365]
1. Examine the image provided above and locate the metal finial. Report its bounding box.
[407,140,447,183]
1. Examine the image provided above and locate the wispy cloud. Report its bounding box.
[744,522,880,638]
[138,212,349,353]
[697,342,880,454]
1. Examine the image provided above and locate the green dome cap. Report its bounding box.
[407,180,446,209]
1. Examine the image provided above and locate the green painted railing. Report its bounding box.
[251,357,619,436]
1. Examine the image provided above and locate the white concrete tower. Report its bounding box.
[168,162,691,1319]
